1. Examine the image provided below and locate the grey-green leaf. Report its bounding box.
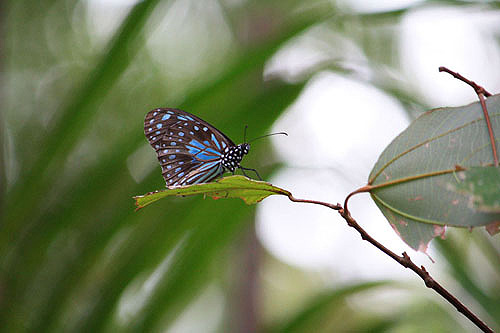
[369,94,500,251]
[449,166,500,213]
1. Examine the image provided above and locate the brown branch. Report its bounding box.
[342,203,492,333]
[438,66,491,97]
[287,195,342,210]
[287,191,494,333]
[438,66,498,166]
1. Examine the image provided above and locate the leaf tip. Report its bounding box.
[132,196,143,211]
[417,241,435,262]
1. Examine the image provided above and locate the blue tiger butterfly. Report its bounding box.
[144,108,285,187]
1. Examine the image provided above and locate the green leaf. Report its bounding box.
[134,175,291,209]
[369,94,500,251]
[449,166,500,213]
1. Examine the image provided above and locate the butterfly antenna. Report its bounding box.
[247,132,288,143]
[243,124,248,143]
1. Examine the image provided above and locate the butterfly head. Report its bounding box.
[241,143,250,155]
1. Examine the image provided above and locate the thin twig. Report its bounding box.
[438,66,498,166]
[287,192,494,333]
[438,66,492,97]
[287,194,342,210]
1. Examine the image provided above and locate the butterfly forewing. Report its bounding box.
[144,108,234,186]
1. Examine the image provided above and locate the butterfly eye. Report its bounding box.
[243,143,250,154]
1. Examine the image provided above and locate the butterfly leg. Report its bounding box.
[239,166,262,180]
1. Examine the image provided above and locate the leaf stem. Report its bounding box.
[287,192,494,333]
[477,93,499,167]
[438,66,498,166]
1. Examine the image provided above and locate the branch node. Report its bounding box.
[420,266,434,287]
[399,252,412,268]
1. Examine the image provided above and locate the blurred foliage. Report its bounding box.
[1,0,499,332]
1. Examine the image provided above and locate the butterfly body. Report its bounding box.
[221,143,250,172]
[144,108,252,187]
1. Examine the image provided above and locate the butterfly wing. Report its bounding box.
[144,108,235,186]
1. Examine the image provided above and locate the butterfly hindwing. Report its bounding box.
[144,108,234,186]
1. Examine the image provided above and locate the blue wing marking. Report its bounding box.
[182,164,223,185]
[197,152,217,161]
[187,140,204,155]
[206,148,220,155]
[188,139,222,160]
[211,133,221,150]
[198,161,218,171]
[189,139,205,150]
